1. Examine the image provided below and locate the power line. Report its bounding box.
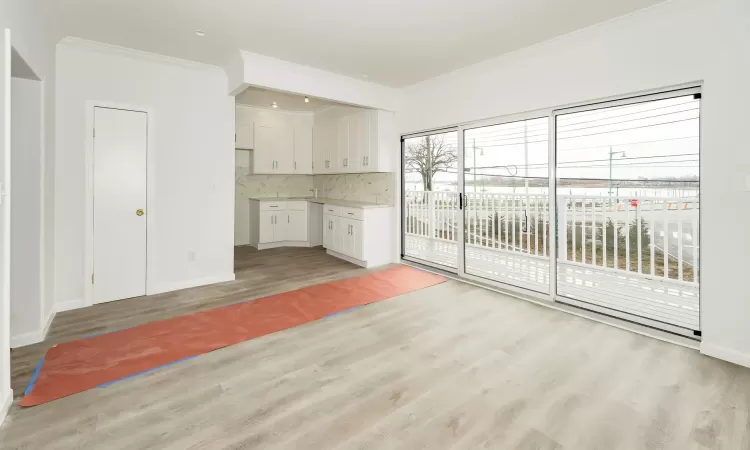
[466,99,698,142]
[558,108,699,134]
[470,153,699,170]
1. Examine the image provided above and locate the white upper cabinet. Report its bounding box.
[236,105,315,175]
[312,107,394,174]
[235,123,253,150]
[293,124,313,174]
[336,116,349,172]
[236,103,394,175]
[253,123,276,173]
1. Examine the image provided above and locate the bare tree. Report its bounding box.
[404,134,457,191]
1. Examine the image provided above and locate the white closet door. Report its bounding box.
[93,107,148,304]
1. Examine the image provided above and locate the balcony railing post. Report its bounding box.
[428,191,436,239]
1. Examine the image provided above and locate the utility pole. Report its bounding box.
[609,146,626,201]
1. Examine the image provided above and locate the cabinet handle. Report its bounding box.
[288,215,290,223]
[294,161,296,170]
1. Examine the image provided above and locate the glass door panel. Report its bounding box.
[555,92,701,333]
[403,130,460,271]
[463,118,550,294]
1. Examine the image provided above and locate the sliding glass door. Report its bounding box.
[554,89,701,334]
[401,87,700,337]
[462,117,551,294]
[402,129,460,271]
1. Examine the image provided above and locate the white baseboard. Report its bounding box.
[326,249,369,268]
[10,310,57,348]
[0,388,12,427]
[255,241,311,250]
[56,297,85,312]
[10,329,43,348]
[150,273,236,295]
[42,310,56,339]
[701,341,750,369]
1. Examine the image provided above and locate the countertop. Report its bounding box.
[248,196,392,209]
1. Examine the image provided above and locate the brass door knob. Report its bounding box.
[136,209,144,216]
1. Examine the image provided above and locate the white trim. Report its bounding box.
[10,329,42,348]
[150,273,236,296]
[256,241,313,250]
[42,309,55,339]
[552,85,701,116]
[56,297,84,312]
[2,28,11,408]
[38,79,47,333]
[59,37,224,72]
[0,387,11,427]
[326,249,368,268]
[84,102,156,307]
[701,342,750,369]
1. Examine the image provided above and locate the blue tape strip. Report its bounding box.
[324,306,361,319]
[25,358,45,395]
[82,326,134,340]
[96,355,198,389]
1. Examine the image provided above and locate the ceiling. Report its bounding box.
[46,0,663,87]
[236,87,344,112]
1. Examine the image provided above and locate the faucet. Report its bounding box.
[309,188,318,198]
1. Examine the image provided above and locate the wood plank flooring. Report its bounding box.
[2,246,750,449]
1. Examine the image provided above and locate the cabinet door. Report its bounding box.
[350,219,364,260]
[293,124,313,174]
[347,113,361,172]
[340,218,353,257]
[276,123,294,173]
[323,214,334,249]
[259,210,275,244]
[254,124,276,173]
[330,216,343,253]
[366,111,379,171]
[236,123,254,150]
[286,210,308,242]
[335,116,349,172]
[274,211,288,242]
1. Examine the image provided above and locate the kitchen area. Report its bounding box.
[234,87,396,268]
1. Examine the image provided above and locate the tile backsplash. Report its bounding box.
[236,166,394,205]
[313,173,394,205]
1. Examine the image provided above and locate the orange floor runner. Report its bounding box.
[21,265,446,406]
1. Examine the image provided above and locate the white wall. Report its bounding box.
[399,0,750,366]
[10,77,43,346]
[0,0,59,423]
[55,38,235,309]
[232,51,401,111]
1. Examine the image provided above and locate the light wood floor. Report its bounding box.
[2,246,749,449]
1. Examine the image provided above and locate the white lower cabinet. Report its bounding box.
[259,210,288,244]
[250,200,315,249]
[323,205,392,267]
[286,210,308,242]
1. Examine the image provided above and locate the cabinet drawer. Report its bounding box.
[340,207,364,221]
[323,205,341,216]
[287,201,308,211]
[260,201,287,211]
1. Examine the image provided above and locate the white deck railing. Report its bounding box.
[404,191,699,284]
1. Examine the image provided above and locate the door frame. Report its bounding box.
[399,82,702,337]
[400,127,461,274]
[83,101,155,307]
[455,108,557,301]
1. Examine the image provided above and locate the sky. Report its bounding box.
[404,94,700,195]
